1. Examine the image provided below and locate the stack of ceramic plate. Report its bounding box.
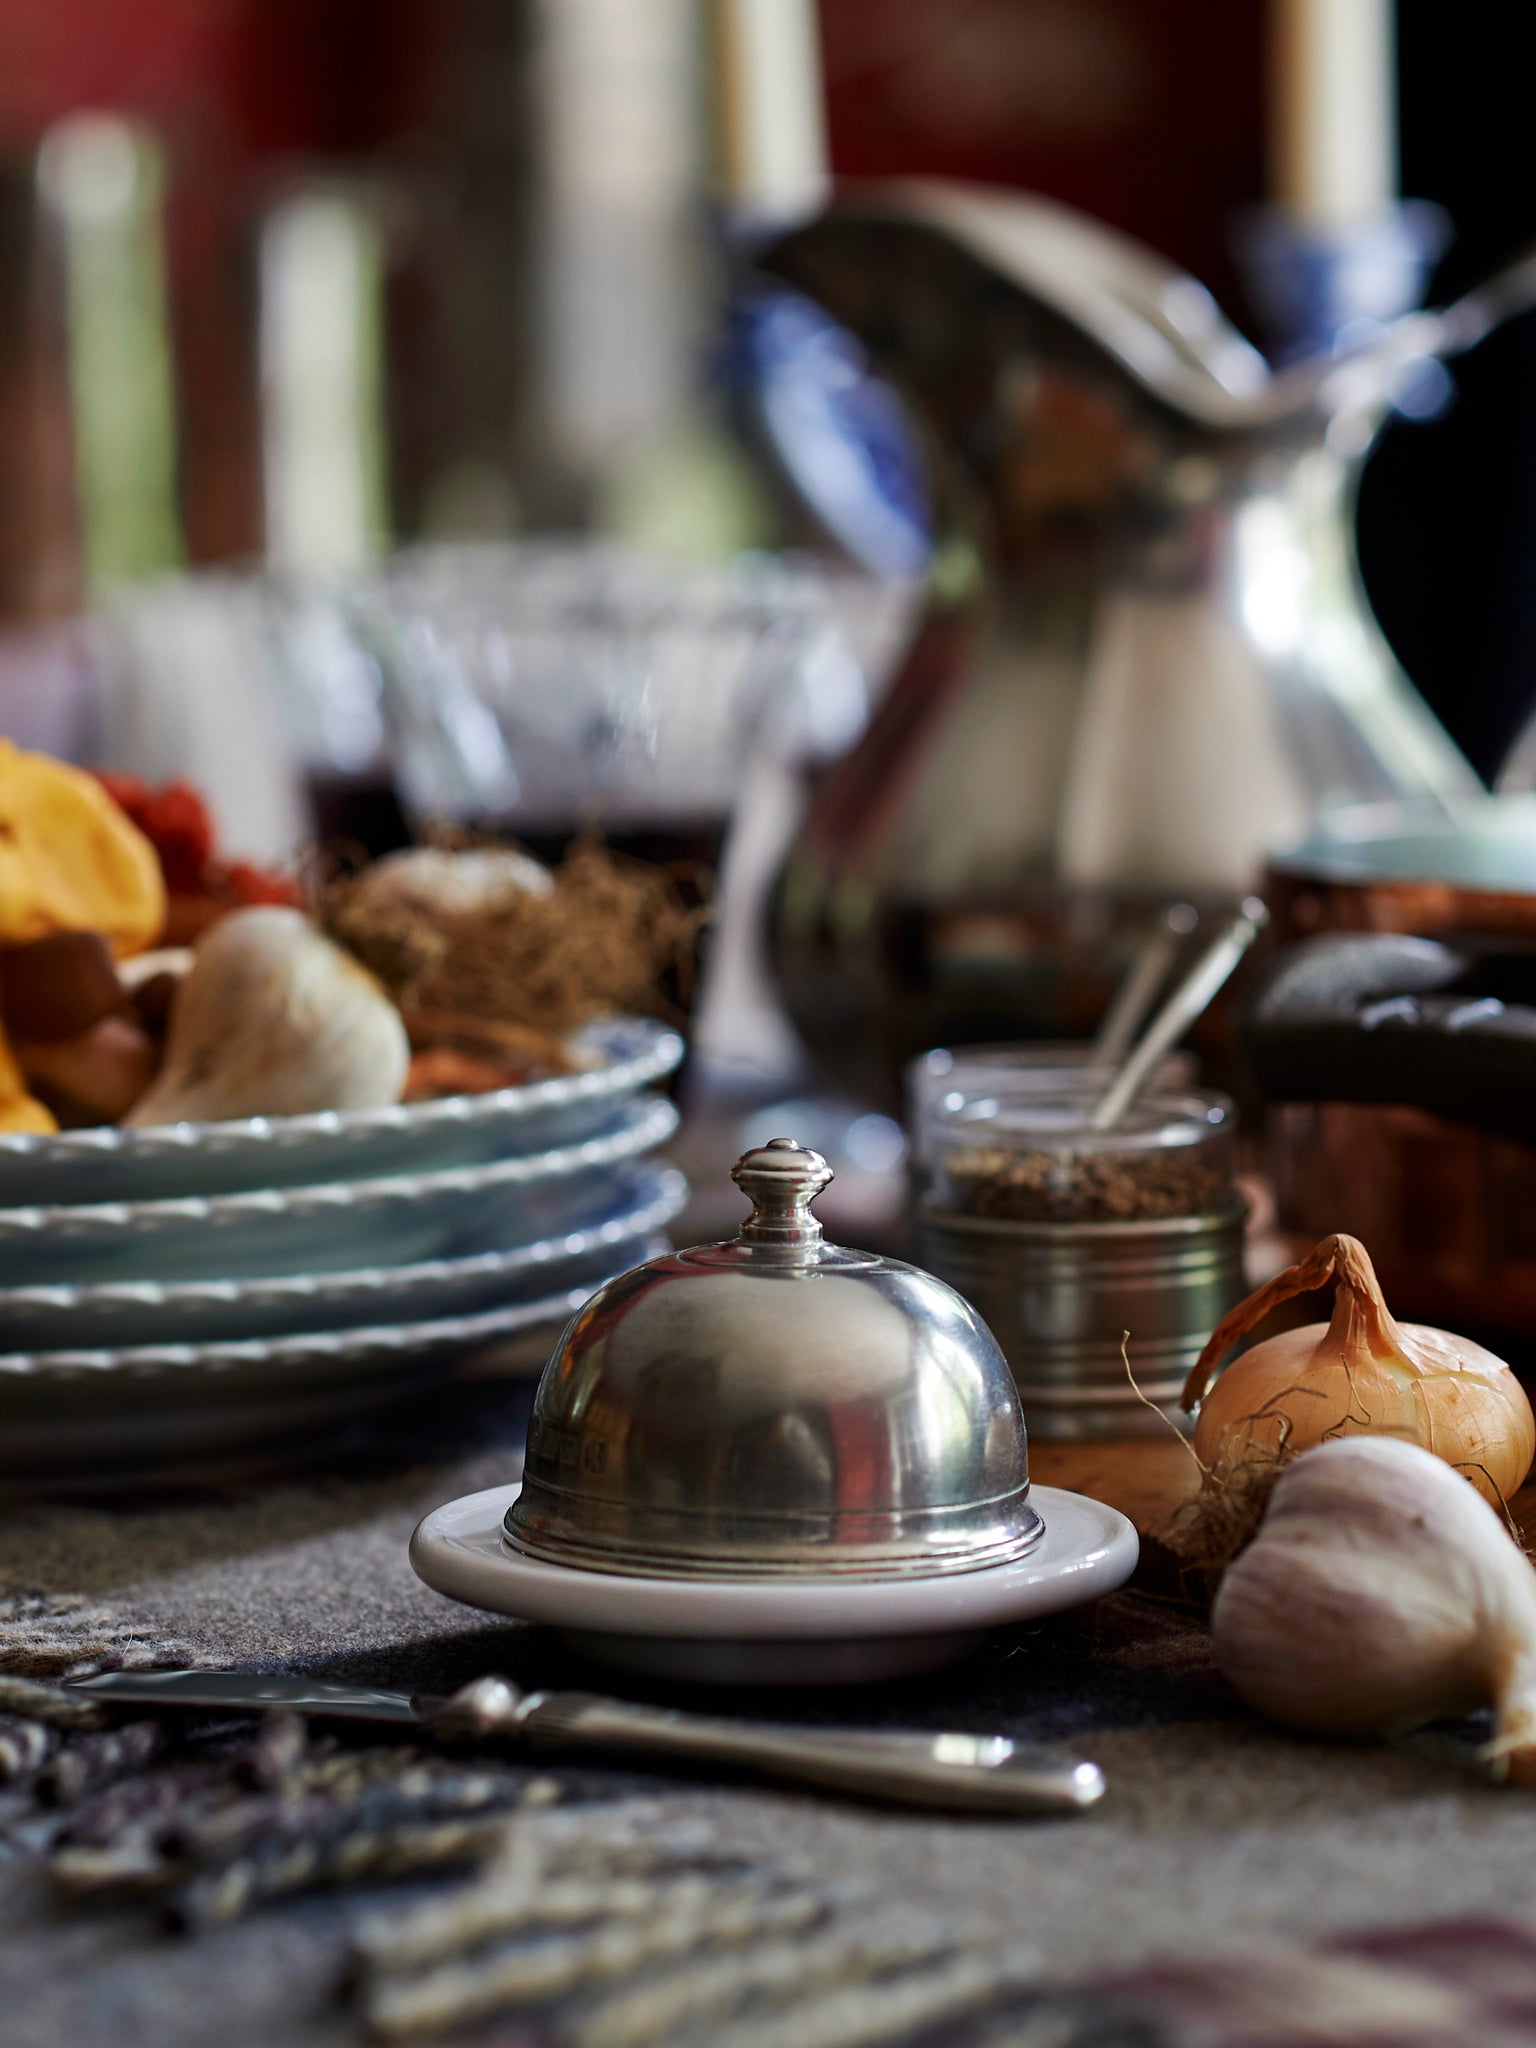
[0,1017,685,1482]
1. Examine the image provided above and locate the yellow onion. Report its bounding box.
[1181,1234,1534,1520]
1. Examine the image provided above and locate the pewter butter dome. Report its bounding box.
[505,1138,1040,1580]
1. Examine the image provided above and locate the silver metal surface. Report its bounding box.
[68,1669,1104,1817]
[916,1202,1248,1440]
[505,1138,1042,1581]
[1091,903,1198,1064]
[761,184,1523,1096]
[66,1670,428,1724]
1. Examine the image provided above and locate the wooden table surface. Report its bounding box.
[1038,1433,1536,1552]
[1031,1438,1200,1537]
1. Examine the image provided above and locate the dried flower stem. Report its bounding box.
[0,1714,57,1783]
[680,1947,1040,2048]
[178,1812,513,1928]
[569,1908,971,2048]
[41,1720,164,1805]
[325,833,708,1038]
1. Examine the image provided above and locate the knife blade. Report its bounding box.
[67,1670,434,1724]
[65,1670,1104,1817]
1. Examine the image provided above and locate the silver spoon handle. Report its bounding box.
[436,1681,1103,1817]
[1092,903,1197,1064]
[1090,897,1267,1131]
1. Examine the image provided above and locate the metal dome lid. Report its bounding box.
[504,1138,1041,1581]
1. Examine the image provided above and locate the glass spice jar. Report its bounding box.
[924,1087,1233,1223]
[904,1046,1198,1164]
[914,1084,1246,1440]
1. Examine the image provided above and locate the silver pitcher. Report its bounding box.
[760,181,1536,1095]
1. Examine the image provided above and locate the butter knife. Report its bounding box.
[65,1670,1104,1818]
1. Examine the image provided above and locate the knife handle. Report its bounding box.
[432,1678,1103,1817]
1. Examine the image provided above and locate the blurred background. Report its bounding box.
[2,0,1531,766]
[4,0,1536,1244]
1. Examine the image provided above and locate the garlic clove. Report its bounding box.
[117,946,195,992]
[125,906,409,1126]
[118,947,194,1035]
[1212,1435,1536,1775]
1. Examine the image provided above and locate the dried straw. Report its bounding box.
[322,835,707,1039]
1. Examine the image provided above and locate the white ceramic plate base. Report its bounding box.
[409,1483,1139,1685]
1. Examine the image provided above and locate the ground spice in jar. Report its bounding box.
[937,1141,1227,1221]
[927,1088,1234,1224]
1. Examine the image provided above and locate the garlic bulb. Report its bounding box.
[126,907,409,1125]
[1182,1234,1534,1514]
[1213,1436,1536,1778]
[347,847,553,920]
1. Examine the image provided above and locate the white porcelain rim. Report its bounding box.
[0,1165,685,1318]
[0,1095,677,1239]
[409,1483,1139,1640]
[0,1278,622,1379]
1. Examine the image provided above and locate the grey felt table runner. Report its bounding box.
[3,1378,1535,2048]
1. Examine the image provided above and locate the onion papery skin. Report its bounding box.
[1194,1317,1536,1511]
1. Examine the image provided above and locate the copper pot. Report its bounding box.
[1257,799,1536,1336]
[1267,800,1536,940]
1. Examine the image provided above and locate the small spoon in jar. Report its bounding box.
[1091,902,1199,1066]
[1089,897,1268,1131]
